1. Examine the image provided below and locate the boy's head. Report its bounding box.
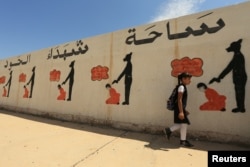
[178,72,192,85]
[178,72,192,79]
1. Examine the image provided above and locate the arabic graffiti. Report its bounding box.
[112,52,133,105]
[124,18,225,44]
[91,66,109,81]
[209,39,247,113]
[47,40,89,61]
[4,54,31,68]
[171,57,203,77]
[125,25,162,45]
[197,82,226,111]
[167,18,225,40]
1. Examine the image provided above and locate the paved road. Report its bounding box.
[0,110,249,167]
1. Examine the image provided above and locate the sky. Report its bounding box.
[0,0,248,59]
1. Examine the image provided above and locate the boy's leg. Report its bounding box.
[180,124,193,147]
[180,123,187,141]
[163,124,181,140]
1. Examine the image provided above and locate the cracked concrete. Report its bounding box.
[72,131,128,167]
[1,110,249,167]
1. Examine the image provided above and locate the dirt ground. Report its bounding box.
[1,110,249,167]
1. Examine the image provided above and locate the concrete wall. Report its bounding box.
[1,2,249,145]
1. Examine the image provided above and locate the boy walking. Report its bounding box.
[163,72,193,147]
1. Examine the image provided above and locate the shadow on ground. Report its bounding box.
[1,110,249,152]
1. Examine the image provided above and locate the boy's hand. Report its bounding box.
[178,112,184,120]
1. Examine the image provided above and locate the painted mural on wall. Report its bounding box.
[171,57,228,112]
[112,52,133,105]
[61,60,75,101]
[105,84,120,105]
[2,86,7,97]
[167,14,228,112]
[4,70,12,97]
[91,66,109,81]
[170,39,248,113]
[19,73,27,98]
[1,76,7,97]
[0,54,32,98]
[49,61,75,101]
[209,39,247,113]
[1,66,36,99]
[3,39,90,102]
[57,84,66,101]
[50,70,66,100]
[0,8,248,116]
[46,40,89,102]
[50,69,61,82]
[25,66,36,98]
[197,82,226,111]
[171,57,203,77]
[170,40,248,114]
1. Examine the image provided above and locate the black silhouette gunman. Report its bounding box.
[5,70,13,97]
[209,39,247,113]
[26,66,36,98]
[112,52,133,105]
[62,60,75,101]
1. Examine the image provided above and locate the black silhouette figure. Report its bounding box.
[209,39,247,113]
[26,66,36,98]
[5,70,12,97]
[62,60,75,101]
[112,52,133,105]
